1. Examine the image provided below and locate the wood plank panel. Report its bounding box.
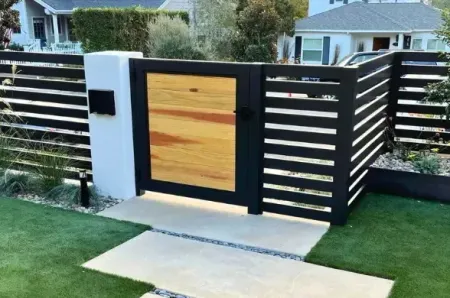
[147,73,236,111]
[147,73,236,191]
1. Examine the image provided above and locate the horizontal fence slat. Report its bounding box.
[264,64,343,81]
[353,110,387,141]
[400,77,444,88]
[265,96,338,112]
[357,65,392,94]
[0,125,90,145]
[0,75,86,93]
[6,116,89,133]
[2,137,91,157]
[9,151,92,170]
[264,143,334,160]
[10,161,92,181]
[357,52,395,76]
[394,140,449,151]
[262,202,331,222]
[355,93,388,124]
[266,80,341,96]
[397,103,446,115]
[401,51,447,63]
[353,123,386,155]
[0,51,84,65]
[355,79,390,109]
[394,129,447,140]
[349,145,384,186]
[0,64,85,79]
[397,90,426,101]
[0,102,88,119]
[263,188,331,207]
[396,116,450,129]
[265,112,336,129]
[264,173,333,192]
[265,128,336,145]
[352,135,385,169]
[401,64,449,76]
[2,89,87,106]
[264,158,334,176]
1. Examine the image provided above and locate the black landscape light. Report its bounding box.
[79,170,89,208]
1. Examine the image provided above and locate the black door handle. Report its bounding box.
[233,106,254,121]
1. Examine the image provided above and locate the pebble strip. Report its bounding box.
[151,228,305,262]
[152,288,193,298]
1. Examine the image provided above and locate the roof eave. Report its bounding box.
[295,29,413,34]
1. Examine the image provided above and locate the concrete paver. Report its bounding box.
[99,192,329,256]
[84,231,394,298]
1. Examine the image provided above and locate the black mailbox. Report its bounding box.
[88,89,116,116]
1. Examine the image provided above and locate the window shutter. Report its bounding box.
[344,0,348,4]
[322,36,331,65]
[295,36,302,61]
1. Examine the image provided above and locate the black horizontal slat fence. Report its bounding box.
[391,51,450,152]
[0,50,91,180]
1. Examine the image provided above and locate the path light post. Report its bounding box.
[79,170,89,208]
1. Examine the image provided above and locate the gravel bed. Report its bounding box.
[15,193,122,214]
[152,289,192,298]
[372,152,450,176]
[151,228,305,262]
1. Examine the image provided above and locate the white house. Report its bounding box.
[279,0,446,65]
[11,0,193,48]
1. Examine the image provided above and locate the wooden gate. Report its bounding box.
[130,59,263,213]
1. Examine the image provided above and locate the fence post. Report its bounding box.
[247,63,265,215]
[387,52,403,142]
[84,51,143,199]
[331,66,359,225]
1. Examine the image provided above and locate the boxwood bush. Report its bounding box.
[72,7,189,53]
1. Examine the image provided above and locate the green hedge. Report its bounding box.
[72,7,189,53]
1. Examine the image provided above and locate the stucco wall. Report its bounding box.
[351,33,399,52]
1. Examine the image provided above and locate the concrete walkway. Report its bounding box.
[84,231,393,298]
[99,192,329,256]
[89,192,394,298]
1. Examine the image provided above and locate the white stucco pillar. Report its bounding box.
[84,51,144,199]
[398,33,404,50]
[52,14,60,44]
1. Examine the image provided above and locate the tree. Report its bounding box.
[147,15,210,60]
[0,0,20,47]
[433,0,450,10]
[232,0,280,62]
[193,0,238,60]
[290,0,308,20]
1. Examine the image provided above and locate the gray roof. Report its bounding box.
[296,2,442,32]
[40,0,166,11]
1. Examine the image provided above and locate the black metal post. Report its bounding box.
[387,51,403,143]
[79,170,89,207]
[331,66,359,225]
[247,63,264,215]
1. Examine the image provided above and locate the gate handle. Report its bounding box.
[233,106,254,121]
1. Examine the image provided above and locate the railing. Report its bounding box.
[24,41,83,55]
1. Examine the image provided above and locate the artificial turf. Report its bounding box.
[0,198,153,298]
[306,193,450,298]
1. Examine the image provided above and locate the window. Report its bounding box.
[13,26,21,34]
[50,16,63,35]
[302,38,323,63]
[33,18,46,40]
[412,39,422,50]
[427,39,446,51]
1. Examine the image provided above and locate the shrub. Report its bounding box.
[0,171,35,196]
[413,152,442,175]
[72,7,189,53]
[147,15,210,60]
[45,183,99,206]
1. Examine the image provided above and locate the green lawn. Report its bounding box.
[306,194,450,298]
[0,198,153,298]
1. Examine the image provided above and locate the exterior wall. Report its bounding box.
[11,0,30,45]
[25,0,49,43]
[277,32,352,65]
[309,0,431,17]
[351,33,399,52]
[410,32,450,52]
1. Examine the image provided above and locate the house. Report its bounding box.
[11,0,193,47]
[279,0,447,65]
